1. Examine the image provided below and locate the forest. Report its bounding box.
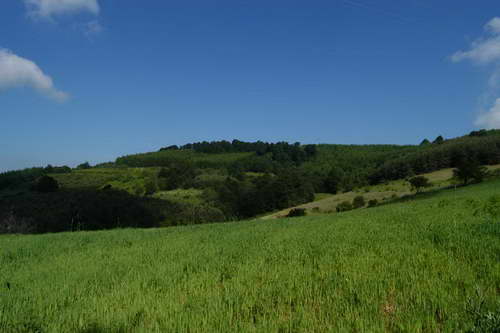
[2,130,500,234]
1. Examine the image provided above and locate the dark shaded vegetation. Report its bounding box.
[31,175,59,193]
[287,208,307,217]
[157,162,196,190]
[174,140,317,162]
[0,189,158,233]
[0,188,232,234]
[408,176,431,193]
[0,165,70,191]
[119,140,318,172]
[302,144,420,191]
[0,167,315,233]
[453,158,488,185]
[77,162,92,170]
[352,195,366,209]
[211,169,315,219]
[369,130,500,184]
[336,201,353,212]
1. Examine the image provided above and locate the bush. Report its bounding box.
[77,162,91,169]
[336,201,353,212]
[31,176,59,193]
[408,176,431,193]
[353,195,366,208]
[367,199,378,208]
[287,208,306,218]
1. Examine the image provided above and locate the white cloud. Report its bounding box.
[476,98,500,129]
[452,17,500,64]
[452,17,500,129]
[25,0,99,19]
[486,17,500,34]
[0,49,69,102]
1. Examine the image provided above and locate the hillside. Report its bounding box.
[263,164,500,219]
[2,180,500,331]
[2,130,500,233]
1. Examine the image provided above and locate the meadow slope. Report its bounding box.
[1,180,500,332]
[262,164,500,219]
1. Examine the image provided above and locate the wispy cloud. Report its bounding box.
[452,17,500,129]
[452,18,500,65]
[476,98,500,129]
[0,49,69,102]
[24,0,100,19]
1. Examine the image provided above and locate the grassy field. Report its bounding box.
[152,188,205,205]
[1,179,500,332]
[49,168,158,189]
[262,164,500,219]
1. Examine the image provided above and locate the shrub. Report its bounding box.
[287,208,306,218]
[408,176,431,193]
[353,195,366,208]
[31,176,59,193]
[336,201,353,212]
[77,162,91,169]
[367,199,378,208]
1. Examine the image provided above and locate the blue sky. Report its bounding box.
[1,0,500,171]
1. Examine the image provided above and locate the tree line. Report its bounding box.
[369,134,500,184]
[0,165,71,191]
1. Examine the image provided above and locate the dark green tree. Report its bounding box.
[352,195,365,208]
[77,162,91,169]
[324,167,344,194]
[336,201,353,212]
[453,159,488,185]
[287,208,306,217]
[304,145,318,158]
[408,176,431,193]
[433,135,444,144]
[32,175,59,193]
[420,139,431,146]
[157,161,196,190]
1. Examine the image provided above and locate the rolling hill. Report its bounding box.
[1,179,500,331]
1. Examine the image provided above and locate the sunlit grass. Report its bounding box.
[1,180,500,331]
[264,165,500,219]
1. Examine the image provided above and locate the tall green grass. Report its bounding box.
[1,181,500,332]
